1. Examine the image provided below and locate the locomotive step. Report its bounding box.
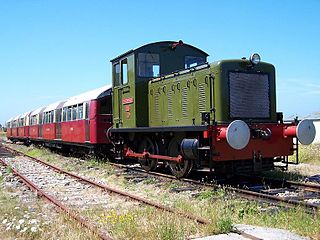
[198,146,211,150]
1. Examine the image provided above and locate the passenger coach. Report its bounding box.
[6,85,113,153]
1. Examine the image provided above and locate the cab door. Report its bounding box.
[112,56,135,128]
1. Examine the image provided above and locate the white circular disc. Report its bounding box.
[226,120,250,150]
[296,119,316,145]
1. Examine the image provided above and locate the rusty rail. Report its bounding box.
[108,162,320,212]
[0,156,112,240]
[3,145,210,225]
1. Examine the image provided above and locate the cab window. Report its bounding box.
[185,56,205,68]
[113,63,121,86]
[121,59,128,84]
[138,53,160,77]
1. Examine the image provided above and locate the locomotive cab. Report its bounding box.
[111,41,208,129]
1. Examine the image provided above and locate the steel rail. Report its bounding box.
[3,145,210,225]
[0,157,112,240]
[236,174,320,193]
[4,143,319,212]
[107,162,320,211]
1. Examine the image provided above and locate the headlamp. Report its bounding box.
[249,53,261,65]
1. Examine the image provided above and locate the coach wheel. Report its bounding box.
[167,136,194,178]
[137,136,158,172]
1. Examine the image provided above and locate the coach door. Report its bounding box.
[55,109,62,139]
[38,113,43,138]
[85,102,90,142]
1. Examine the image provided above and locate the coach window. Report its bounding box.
[62,108,67,122]
[72,105,77,120]
[85,102,90,119]
[39,114,43,125]
[67,107,72,121]
[184,56,205,69]
[99,96,112,114]
[78,104,83,119]
[56,109,62,123]
[138,53,160,77]
[121,59,128,85]
[113,63,121,86]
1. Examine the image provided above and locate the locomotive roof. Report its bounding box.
[63,84,112,107]
[110,41,209,62]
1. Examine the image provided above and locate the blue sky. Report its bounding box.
[0,0,319,124]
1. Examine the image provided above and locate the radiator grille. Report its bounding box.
[182,87,188,119]
[229,72,270,118]
[153,90,161,122]
[168,89,173,120]
[198,83,207,113]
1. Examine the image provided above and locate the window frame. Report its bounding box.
[78,104,83,120]
[113,62,121,86]
[121,58,128,85]
[137,53,160,78]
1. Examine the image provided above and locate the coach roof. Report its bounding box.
[63,85,112,107]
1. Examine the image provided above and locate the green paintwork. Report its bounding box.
[111,41,208,128]
[111,41,277,129]
[149,60,277,126]
[213,60,276,123]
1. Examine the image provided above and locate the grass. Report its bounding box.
[297,143,320,164]
[289,143,320,165]
[4,142,320,239]
[0,174,99,240]
[262,169,307,181]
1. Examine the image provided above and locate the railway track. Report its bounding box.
[0,143,211,240]
[1,142,319,240]
[3,142,320,213]
[108,162,320,212]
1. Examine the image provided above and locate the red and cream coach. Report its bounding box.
[6,85,113,153]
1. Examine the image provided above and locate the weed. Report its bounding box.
[157,220,184,240]
[98,209,135,226]
[168,182,180,190]
[26,148,46,158]
[289,144,320,165]
[237,202,259,220]
[216,217,233,234]
[143,177,158,185]
[263,169,307,181]
[5,166,13,174]
[196,190,214,200]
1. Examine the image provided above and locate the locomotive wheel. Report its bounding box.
[167,136,194,178]
[137,136,158,172]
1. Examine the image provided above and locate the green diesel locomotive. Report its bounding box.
[110,41,315,178]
